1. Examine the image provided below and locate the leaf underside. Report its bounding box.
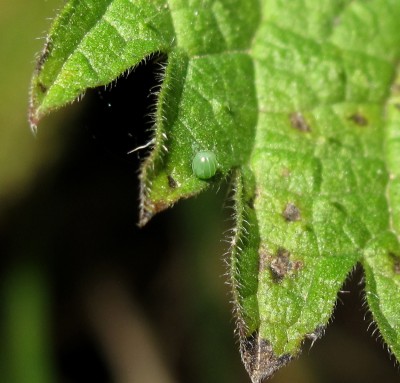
[30,0,400,381]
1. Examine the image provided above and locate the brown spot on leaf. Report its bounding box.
[270,248,291,282]
[290,112,311,132]
[291,260,303,272]
[268,248,303,282]
[349,113,368,126]
[241,332,292,383]
[389,252,400,274]
[259,247,303,280]
[167,175,177,188]
[281,167,291,178]
[38,82,47,93]
[282,202,301,222]
[36,39,53,73]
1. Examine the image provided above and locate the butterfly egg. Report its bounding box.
[192,151,218,180]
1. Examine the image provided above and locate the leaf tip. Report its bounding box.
[138,195,170,227]
[240,334,293,383]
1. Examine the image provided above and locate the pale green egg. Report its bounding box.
[192,151,218,179]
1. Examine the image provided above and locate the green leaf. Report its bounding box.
[362,63,400,360]
[30,0,400,381]
[29,0,175,127]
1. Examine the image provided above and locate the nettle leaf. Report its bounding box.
[30,0,400,381]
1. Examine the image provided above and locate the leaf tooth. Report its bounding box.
[240,334,292,383]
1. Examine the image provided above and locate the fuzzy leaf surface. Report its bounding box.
[229,2,400,381]
[30,0,400,381]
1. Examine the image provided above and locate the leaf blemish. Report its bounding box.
[281,167,291,178]
[349,113,368,126]
[283,202,301,222]
[290,112,311,132]
[241,332,292,383]
[389,252,400,274]
[269,248,303,282]
[36,39,53,74]
[167,175,177,188]
[38,82,47,93]
[270,248,291,282]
